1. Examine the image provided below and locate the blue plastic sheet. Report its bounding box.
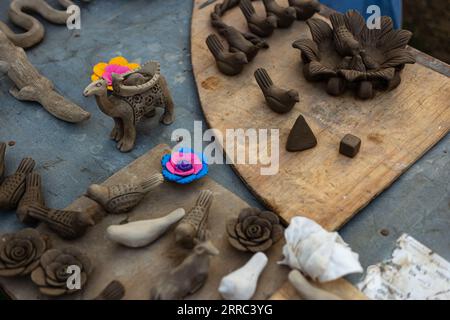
[320,0,402,28]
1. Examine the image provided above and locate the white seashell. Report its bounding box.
[278,216,363,282]
[107,208,185,248]
[218,252,268,300]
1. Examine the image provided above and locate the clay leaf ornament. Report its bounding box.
[218,252,268,300]
[288,270,342,300]
[0,157,35,211]
[254,68,299,114]
[0,0,92,49]
[227,207,283,252]
[239,0,277,37]
[31,247,92,297]
[278,216,363,282]
[83,61,175,152]
[0,31,90,123]
[288,0,321,21]
[292,10,415,99]
[262,0,297,28]
[0,228,49,277]
[175,190,213,248]
[0,142,6,182]
[107,208,186,248]
[286,114,317,152]
[94,280,125,300]
[85,173,164,214]
[27,205,95,240]
[206,34,248,76]
[16,172,46,224]
[150,240,219,300]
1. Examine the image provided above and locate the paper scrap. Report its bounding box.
[358,234,450,300]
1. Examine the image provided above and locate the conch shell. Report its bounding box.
[278,217,363,282]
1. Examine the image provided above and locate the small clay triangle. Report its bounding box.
[286,115,317,152]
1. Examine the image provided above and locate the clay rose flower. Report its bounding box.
[227,208,283,252]
[91,56,140,90]
[31,247,92,297]
[0,228,49,277]
[161,148,208,184]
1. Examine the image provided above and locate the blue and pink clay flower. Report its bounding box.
[161,149,208,184]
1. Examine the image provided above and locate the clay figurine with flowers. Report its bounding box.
[161,149,208,184]
[84,58,175,152]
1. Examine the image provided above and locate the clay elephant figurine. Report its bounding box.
[83,61,175,152]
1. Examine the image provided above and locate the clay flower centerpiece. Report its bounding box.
[161,149,208,184]
[227,208,283,252]
[31,247,92,297]
[91,56,140,91]
[0,228,49,277]
[292,10,415,99]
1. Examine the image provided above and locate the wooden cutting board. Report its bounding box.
[191,0,450,230]
[0,144,365,300]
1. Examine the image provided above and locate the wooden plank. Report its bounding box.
[0,144,291,300]
[191,0,450,231]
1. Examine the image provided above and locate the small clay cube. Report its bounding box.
[339,134,361,158]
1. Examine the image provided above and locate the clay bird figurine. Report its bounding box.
[288,270,342,300]
[288,0,321,20]
[27,205,95,240]
[211,16,268,61]
[85,173,164,214]
[0,157,35,211]
[262,0,297,28]
[150,240,219,300]
[329,13,361,57]
[206,34,248,76]
[16,172,45,224]
[175,190,213,249]
[219,252,268,300]
[107,208,186,248]
[0,142,6,182]
[239,0,277,37]
[94,280,126,300]
[254,68,299,114]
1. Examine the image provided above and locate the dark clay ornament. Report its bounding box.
[27,205,95,240]
[239,0,277,37]
[85,173,164,214]
[292,10,415,99]
[0,157,35,211]
[95,280,125,300]
[255,68,299,114]
[150,239,219,300]
[206,34,248,76]
[16,172,46,224]
[288,0,321,21]
[286,115,317,152]
[262,0,297,28]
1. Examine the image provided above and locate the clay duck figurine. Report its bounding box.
[254,68,299,114]
[0,157,35,211]
[288,0,321,20]
[0,142,6,183]
[150,240,219,300]
[206,34,248,76]
[329,13,361,57]
[211,14,268,61]
[16,172,46,224]
[85,173,164,214]
[239,0,277,37]
[175,190,213,249]
[262,0,297,28]
[27,204,95,240]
